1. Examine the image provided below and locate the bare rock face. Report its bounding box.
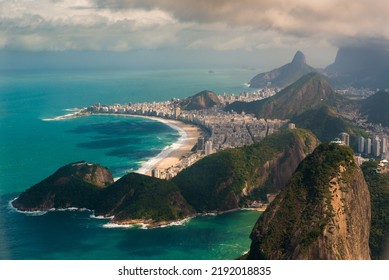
[247,144,371,260]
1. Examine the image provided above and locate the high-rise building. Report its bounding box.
[373,137,381,157]
[358,136,365,154]
[151,169,160,178]
[197,137,205,151]
[365,138,372,155]
[382,137,387,154]
[339,132,350,146]
[205,140,213,156]
[174,107,181,119]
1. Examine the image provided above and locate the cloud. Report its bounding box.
[0,0,179,51]
[95,0,389,45]
[1,0,388,55]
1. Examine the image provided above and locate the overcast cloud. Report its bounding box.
[0,0,388,67]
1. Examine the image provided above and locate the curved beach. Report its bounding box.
[42,111,204,177]
[135,116,203,175]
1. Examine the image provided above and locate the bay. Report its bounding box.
[0,67,260,260]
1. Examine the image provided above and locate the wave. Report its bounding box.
[42,109,87,121]
[101,216,192,230]
[8,198,94,216]
[135,119,188,174]
[102,223,137,229]
[8,198,48,216]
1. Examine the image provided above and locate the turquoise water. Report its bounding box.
[0,68,260,260]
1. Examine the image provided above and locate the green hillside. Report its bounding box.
[227,73,338,120]
[173,128,318,212]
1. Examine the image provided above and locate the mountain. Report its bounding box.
[227,72,338,119]
[12,164,195,227]
[325,47,389,89]
[249,51,317,88]
[360,91,389,127]
[12,161,114,211]
[13,129,319,224]
[247,143,371,260]
[172,129,319,212]
[94,173,195,226]
[180,90,221,110]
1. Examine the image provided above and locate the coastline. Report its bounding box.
[43,111,204,177]
[133,115,203,175]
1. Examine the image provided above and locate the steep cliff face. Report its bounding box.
[173,129,319,212]
[12,161,114,211]
[253,133,319,197]
[248,144,371,260]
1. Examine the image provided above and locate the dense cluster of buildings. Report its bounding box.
[218,88,277,104]
[335,87,376,99]
[179,106,287,151]
[85,89,286,178]
[358,135,388,160]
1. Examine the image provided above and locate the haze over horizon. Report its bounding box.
[1,0,389,70]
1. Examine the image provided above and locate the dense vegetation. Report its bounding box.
[14,129,319,223]
[248,143,356,259]
[173,128,318,212]
[12,162,113,211]
[361,160,389,259]
[95,173,195,223]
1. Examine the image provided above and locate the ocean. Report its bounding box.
[0,67,261,260]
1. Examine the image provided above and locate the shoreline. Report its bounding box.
[133,115,203,175]
[42,111,204,177]
[9,197,265,229]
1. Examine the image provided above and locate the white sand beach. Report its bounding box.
[135,116,203,175]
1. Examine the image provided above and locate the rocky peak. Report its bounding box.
[247,144,371,260]
[291,50,306,65]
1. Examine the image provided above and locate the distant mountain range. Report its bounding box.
[249,51,317,88]
[325,47,389,89]
[249,47,389,90]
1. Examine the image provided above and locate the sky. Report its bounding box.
[1,0,389,70]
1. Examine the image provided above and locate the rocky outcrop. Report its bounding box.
[12,161,113,211]
[180,90,221,110]
[249,51,317,89]
[247,144,371,260]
